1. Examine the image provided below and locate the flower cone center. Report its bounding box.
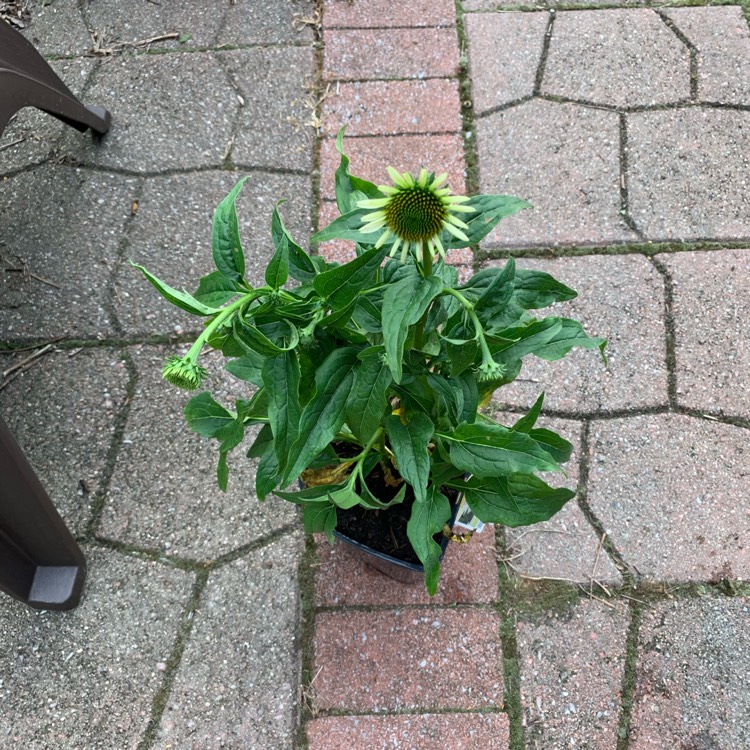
[384,187,447,242]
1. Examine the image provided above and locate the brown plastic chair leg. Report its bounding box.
[0,415,86,610]
[0,20,110,137]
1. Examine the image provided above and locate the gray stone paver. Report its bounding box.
[465,12,548,113]
[0,165,137,339]
[220,47,315,172]
[488,255,668,413]
[66,53,239,172]
[21,0,92,57]
[82,0,226,48]
[542,9,691,108]
[220,0,315,44]
[664,6,750,105]
[115,170,312,336]
[627,107,750,240]
[153,533,303,750]
[661,249,750,420]
[0,349,129,535]
[497,415,623,586]
[518,599,630,749]
[588,414,750,582]
[99,346,298,560]
[0,548,194,749]
[476,100,636,247]
[630,597,750,749]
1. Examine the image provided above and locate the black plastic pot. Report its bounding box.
[333,495,462,584]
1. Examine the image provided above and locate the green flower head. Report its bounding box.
[162,355,207,391]
[358,168,475,262]
[477,360,505,383]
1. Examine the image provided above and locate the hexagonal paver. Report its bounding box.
[82,0,225,48]
[0,547,193,749]
[0,57,97,174]
[659,249,750,421]
[588,414,750,582]
[499,417,623,586]
[630,597,750,749]
[65,53,238,172]
[0,165,137,340]
[466,11,549,113]
[220,47,315,172]
[0,348,129,536]
[476,100,636,247]
[518,599,630,748]
[153,533,303,750]
[99,346,299,560]
[220,0,315,44]
[542,9,691,108]
[665,6,750,106]
[488,255,668,413]
[627,107,750,240]
[115,170,312,336]
[21,0,92,57]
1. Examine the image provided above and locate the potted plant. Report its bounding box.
[135,130,605,595]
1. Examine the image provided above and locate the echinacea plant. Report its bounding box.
[136,130,605,594]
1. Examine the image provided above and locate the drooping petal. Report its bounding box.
[443,222,470,242]
[358,197,390,209]
[445,213,470,230]
[431,172,448,189]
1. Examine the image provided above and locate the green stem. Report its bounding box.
[185,292,256,362]
[441,286,495,366]
[414,242,434,350]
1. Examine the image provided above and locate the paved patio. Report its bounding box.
[1,0,749,747]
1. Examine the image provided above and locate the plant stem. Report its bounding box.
[414,242,433,350]
[441,286,495,366]
[185,292,256,363]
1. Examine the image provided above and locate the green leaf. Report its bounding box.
[443,194,530,250]
[441,336,479,378]
[407,485,452,596]
[358,477,408,510]
[473,258,516,326]
[212,178,248,283]
[513,269,577,309]
[194,270,243,308]
[217,452,229,491]
[275,483,347,504]
[265,209,290,290]
[457,372,479,424]
[216,417,245,452]
[311,207,371,244]
[333,127,382,214]
[184,392,234,437]
[282,348,359,486]
[427,373,464,425]
[488,319,562,364]
[382,275,443,383]
[438,421,560,477]
[345,355,391,443]
[263,352,301,477]
[255,446,279,499]
[313,243,389,311]
[532,318,607,362]
[233,317,299,357]
[528,427,573,464]
[247,423,273,459]
[449,474,574,527]
[384,413,435,504]
[271,202,316,283]
[303,502,337,542]
[511,392,544,433]
[225,352,265,387]
[131,262,219,316]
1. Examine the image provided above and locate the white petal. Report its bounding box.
[445,194,472,204]
[361,210,387,222]
[432,172,448,189]
[387,166,403,185]
[449,204,476,214]
[418,168,429,187]
[358,198,389,209]
[443,222,470,242]
[374,229,392,248]
[446,214,469,230]
[378,185,398,195]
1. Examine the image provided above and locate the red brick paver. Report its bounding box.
[313,608,504,711]
[307,713,511,750]
[323,0,457,29]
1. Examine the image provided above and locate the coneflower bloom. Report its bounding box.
[357,167,475,262]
